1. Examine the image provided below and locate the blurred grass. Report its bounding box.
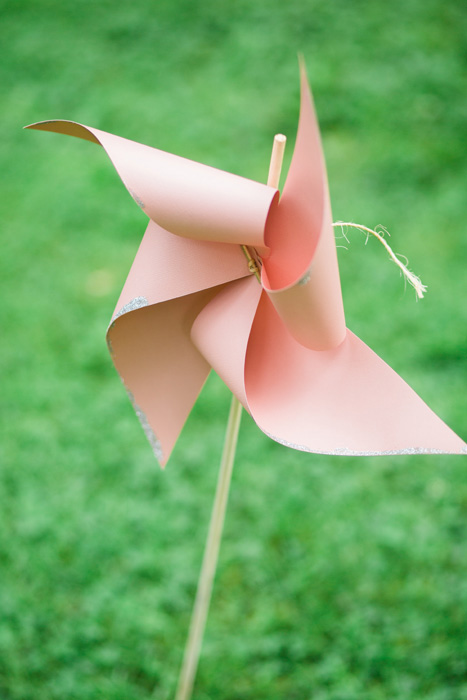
[1,0,466,698]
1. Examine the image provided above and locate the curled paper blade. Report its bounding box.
[262,62,346,351]
[27,63,467,464]
[245,295,465,455]
[106,220,251,465]
[26,120,279,250]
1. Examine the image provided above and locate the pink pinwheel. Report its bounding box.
[27,60,467,700]
[27,65,466,465]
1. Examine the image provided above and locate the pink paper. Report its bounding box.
[262,64,345,351]
[26,64,466,465]
[27,120,278,249]
[106,220,251,462]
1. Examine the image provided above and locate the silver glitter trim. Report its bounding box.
[106,335,114,356]
[263,431,466,456]
[127,390,164,462]
[112,296,148,323]
[298,270,311,286]
[128,188,145,209]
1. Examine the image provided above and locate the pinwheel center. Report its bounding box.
[241,245,262,283]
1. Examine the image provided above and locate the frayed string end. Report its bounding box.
[333,222,427,299]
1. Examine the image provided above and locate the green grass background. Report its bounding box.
[1,0,467,698]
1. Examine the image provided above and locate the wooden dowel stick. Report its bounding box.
[240,133,287,281]
[174,396,242,700]
[268,134,287,188]
[174,133,287,700]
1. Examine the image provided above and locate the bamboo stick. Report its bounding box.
[174,133,286,700]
